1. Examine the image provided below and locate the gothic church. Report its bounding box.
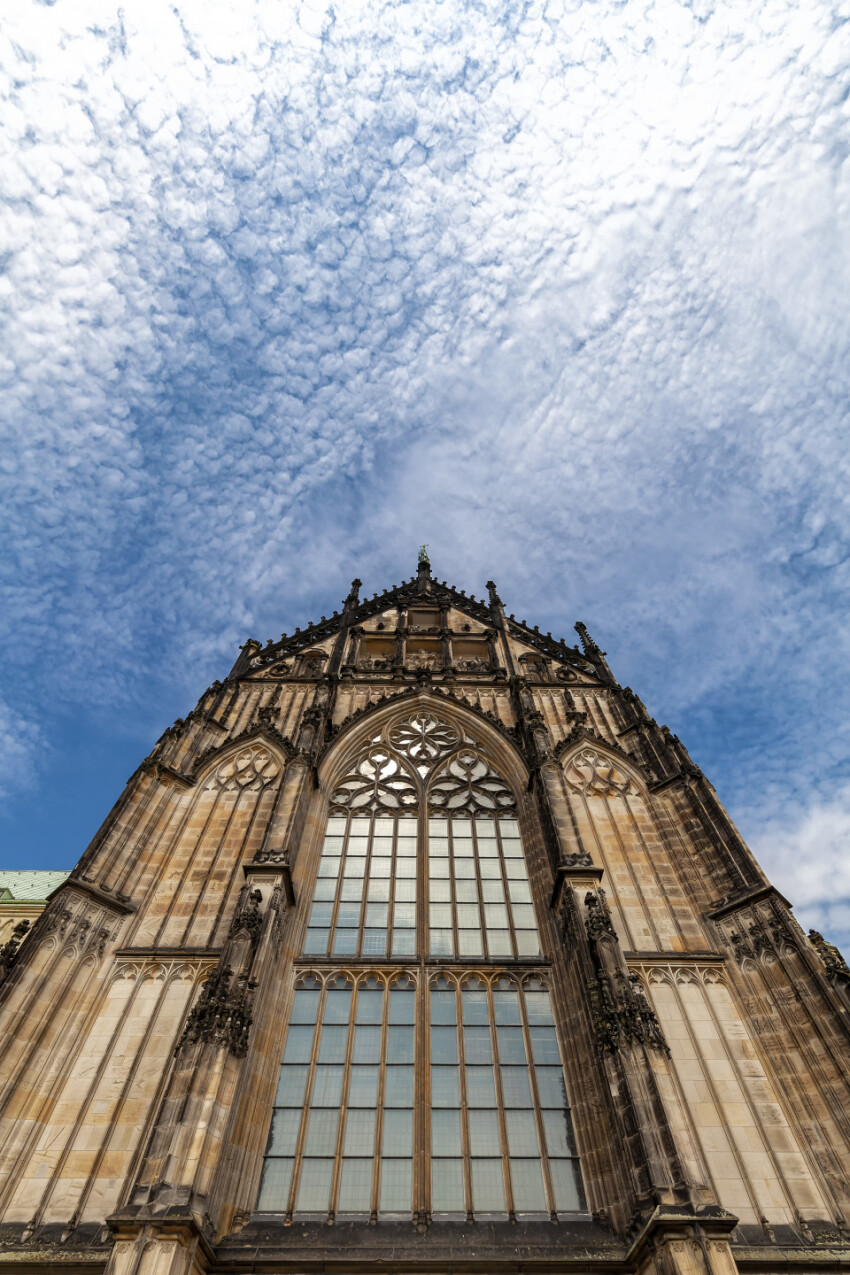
[0,555,849,1275]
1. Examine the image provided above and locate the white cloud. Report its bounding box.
[0,0,848,938]
[746,785,850,949]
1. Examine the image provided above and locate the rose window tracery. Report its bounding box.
[389,713,461,772]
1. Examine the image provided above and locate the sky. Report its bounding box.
[1,0,849,946]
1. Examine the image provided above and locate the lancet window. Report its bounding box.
[259,972,417,1217]
[259,709,583,1222]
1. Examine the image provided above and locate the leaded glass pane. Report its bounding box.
[464,1026,493,1063]
[257,1157,294,1211]
[431,1026,458,1063]
[542,1109,577,1157]
[382,1109,413,1154]
[431,1109,462,1155]
[432,1158,464,1210]
[318,1025,348,1062]
[536,1067,569,1108]
[338,1158,373,1211]
[303,1107,339,1155]
[380,1158,412,1211]
[530,1026,561,1064]
[387,1026,414,1062]
[505,1109,540,1156]
[283,1026,314,1064]
[431,1067,460,1107]
[352,1025,381,1063]
[355,988,383,1021]
[496,1026,526,1063]
[389,989,415,1022]
[510,1158,546,1210]
[550,1158,584,1212]
[297,1158,334,1211]
[468,1109,501,1155]
[267,1108,302,1156]
[501,1066,533,1107]
[465,1066,497,1107]
[384,1065,414,1106]
[275,1064,309,1107]
[471,1158,504,1211]
[348,1066,380,1106]
[343,1109,376,1155]
[312,1065,344,1106]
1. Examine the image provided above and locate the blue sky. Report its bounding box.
[1,0,849,945]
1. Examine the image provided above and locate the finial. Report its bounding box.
[486,579,502,606]
[347,578,362,604]
[417,549,432,594]
[575,621,600,656]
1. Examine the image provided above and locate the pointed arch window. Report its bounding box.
[259,709,584,1222]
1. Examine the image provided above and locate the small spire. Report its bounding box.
[486,579,502,607]
[417,548,431,595]
[347,578,362,604]
[575,621,600,656]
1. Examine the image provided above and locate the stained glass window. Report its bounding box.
[258,709,584,1222]
[427,817,539,959]
[304,814,418,958]
[259,974,416,1217]
[428,975,583,1218]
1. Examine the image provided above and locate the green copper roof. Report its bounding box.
[0,870,70,902]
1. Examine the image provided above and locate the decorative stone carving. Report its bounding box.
[175,961,256,1058]
[809,930,850,980]
[229,887,264,944]
[204,744,281,792]
[0,920,29,985]
[429,749,516,815]
[584,888,618,942]
[564,747,631,798]
[583,890,669,1055]
[407,650,440,672]
[561,851,595,869]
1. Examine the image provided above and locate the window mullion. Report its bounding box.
[416,973,428,1224]
[328,980,358,1221]
[456,979,474,1222]
[418,806,428,964]
[521,979,556,1219]
[372,980,388,1221]
[286,981,325,1222]
[488,977,516,1219]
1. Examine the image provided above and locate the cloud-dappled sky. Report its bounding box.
[1,0,849,943]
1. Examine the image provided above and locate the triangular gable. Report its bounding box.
[239,573,603,684]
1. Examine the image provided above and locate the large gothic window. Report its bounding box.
[259,709,585,1222]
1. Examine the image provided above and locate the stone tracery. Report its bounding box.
[328,707,517,815]
[563,746,631,798]
[205,743,281,792]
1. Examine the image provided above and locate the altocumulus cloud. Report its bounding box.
[1,0,849,940]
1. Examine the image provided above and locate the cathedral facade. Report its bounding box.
[0,556,849,1275]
